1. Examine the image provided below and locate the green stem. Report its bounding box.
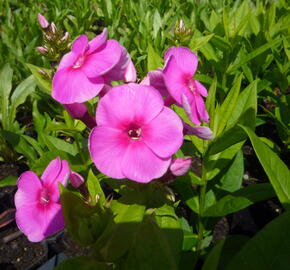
[195,140,209,258]
[74,133,86,164]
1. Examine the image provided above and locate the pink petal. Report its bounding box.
[195,94,209,122]
[124,59,137,82]
[41,157,70,187]
[147,70,169,97]
[181,94,201,125]
[15,204,45,242]
[16,202,64,242]
[102,45,130,82]
[42,202,65,239]
[170,157,192,176]
[58,52,78,70]
[63,103,88,119]
[194,80,208,97]
[164,46,198,76]
[163,56,187,104]
[143,107,183,158]
[87,28,108,54]
[121,141,171,183]
[14,171,42,209]
[52,68,104,104]
[72,35,88,55]
[82,40,122,78]
[96,84,164,128]
[89,126,128,179]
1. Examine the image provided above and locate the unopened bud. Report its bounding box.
[37,13,49,29]
[170,157,192,176]
[183,122,213,140]
[50,22,57,34]
[70,172,85,188]
[61,32,69,42]
[36,46,48,54]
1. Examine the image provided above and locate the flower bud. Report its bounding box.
[50,22,57,34]
[170,157,192,176]
[183,122,213,140]
[37,13,49,29]
[70,172,85,188]
[36,46,48,54]
[61,32,69,42]
[63,103,87,119]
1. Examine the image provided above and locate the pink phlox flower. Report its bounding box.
[163,46,209,125]
[14,157,70,242]
[52,28,123,104]
[69,171,85,188]
[89,83,184,183]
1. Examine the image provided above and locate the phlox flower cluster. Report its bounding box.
[15,18,212,242]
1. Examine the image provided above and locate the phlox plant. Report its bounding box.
[10,11,290,270]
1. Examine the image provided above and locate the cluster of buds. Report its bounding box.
[174,19,193,45]
[37,14,70,62]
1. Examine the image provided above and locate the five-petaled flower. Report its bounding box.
[14,157,70,242]
[89,83,184,183]
[52,29,130,104]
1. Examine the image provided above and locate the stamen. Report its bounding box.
[128,128,142,140]
[73,55,85,69]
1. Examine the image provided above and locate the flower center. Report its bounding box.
[40,188,50,204]
[128,127,142,140]
[186,77,196,93]
[73,55,85,69]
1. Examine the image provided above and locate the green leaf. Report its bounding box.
[2,130,37,162]
[216,74,243,136]
[55,256,111,270]
[227,38,282,73]
[226,80,257,129]
[190,34,214,51]
[153,9,162,38]
[120,215,180,270]
[205,75,217,123]
[147,44,163,71]
[226,211,290,270]
[41,133,78,156]
[173,173,200,214]
[202,235,249,270]
[92,192,146,261]
[240,125,290,209]
[218,150,244,192]
[60,186,109,246]
[9,75,36,123]
[203,183,275,217]
[87,169,105,206]
[26,63,51,93]
[0,63,13,130]
[0,175,17,187]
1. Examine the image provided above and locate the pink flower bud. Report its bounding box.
[124,60,137,82]
[63,103,87,119]
[61,32,69,42]
[50,22,57,34]
[63,103,96,129]
[70,172,85,188]
[170,157,192,176]
[36,46,48,54]
[183,122,213,140]
[37,13,49,29]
